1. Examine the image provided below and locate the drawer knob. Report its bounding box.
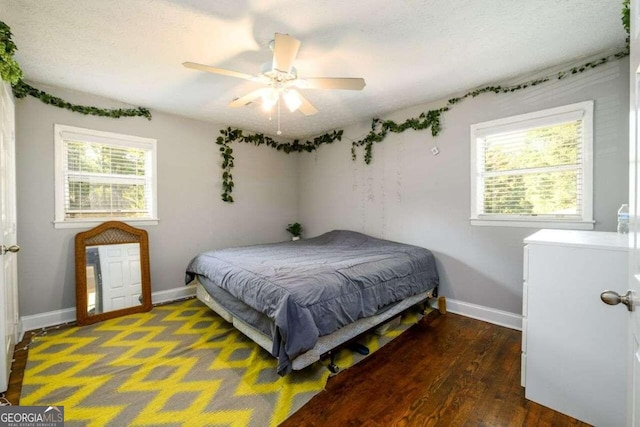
[600,290,633,312]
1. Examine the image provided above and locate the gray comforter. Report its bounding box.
[185,230,439,375]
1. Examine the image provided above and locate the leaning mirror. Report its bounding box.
[75,221,152,325]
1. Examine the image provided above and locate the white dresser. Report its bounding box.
[522,229,629,426]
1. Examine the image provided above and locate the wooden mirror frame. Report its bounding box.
[75,221,152,325]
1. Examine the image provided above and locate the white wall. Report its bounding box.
[15,86,298,316]
[298,58,629,315]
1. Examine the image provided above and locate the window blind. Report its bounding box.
[63,140,153,219]
[478,120,583,217]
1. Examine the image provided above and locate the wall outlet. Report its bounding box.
[431,146,440,156]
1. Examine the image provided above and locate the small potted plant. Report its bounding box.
[286,222,303,241]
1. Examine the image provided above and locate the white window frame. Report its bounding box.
[470,101,594,229]
[54,124,159,229]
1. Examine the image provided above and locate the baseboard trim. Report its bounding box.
[152,284,197,305]
[20,288,520,337]
[19,307,76,338]
[434,298,523,331]
[20,285,197,333]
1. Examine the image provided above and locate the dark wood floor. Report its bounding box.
[5,332,32,405]
[4,313,588,426]
[4,330,31,405]
[284,312,589,427]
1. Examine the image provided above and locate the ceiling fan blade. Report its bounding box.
[183,62,258,81]
[229,88,269,108]
[296,92,318,116]
[298,77,366,90]
[272,33,301,74]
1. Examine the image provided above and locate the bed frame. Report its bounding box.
[194,280,439,373]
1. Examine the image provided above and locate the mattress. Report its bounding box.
[185,230,439,375]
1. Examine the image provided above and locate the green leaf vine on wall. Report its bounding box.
[12,80,152,119]
[216,1,631,203]
[0,20,151,120]
[217,46,629,203]
[0,22,22,84]
[623,0,630,45]
[216,128,343,202]
[0,2,632,204]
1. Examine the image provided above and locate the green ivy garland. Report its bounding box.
[0,20,151,120]
[623,0,630,46]
[351,47,629,164]
[0,22,22,84]
[0,9,632,204]
[351,110,446,165]
[12,80,152,119]
[216,127,343,202]
[217,1,630,203]
[218,47,629,202]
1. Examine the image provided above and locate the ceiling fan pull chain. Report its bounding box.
[277,96,282,135]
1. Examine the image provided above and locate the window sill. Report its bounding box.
[470,218,595,230]
[53,218,159,229]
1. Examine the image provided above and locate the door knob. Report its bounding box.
[1,244,20,255]
[600,290,634,312]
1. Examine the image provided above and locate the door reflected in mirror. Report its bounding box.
[75,221,152,326]
[85,243,143,315]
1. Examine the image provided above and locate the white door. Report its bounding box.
[630,0,640,423]
[98,243,141,311]
[0,81,19,393]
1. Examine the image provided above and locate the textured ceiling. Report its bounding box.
[1,0,628,139]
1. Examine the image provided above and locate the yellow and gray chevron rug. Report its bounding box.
[21,298,421,427]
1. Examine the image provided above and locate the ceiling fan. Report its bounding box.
[183,33,366,117]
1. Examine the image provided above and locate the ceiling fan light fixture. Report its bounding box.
[184,32,366,122]
[283,89,302,112]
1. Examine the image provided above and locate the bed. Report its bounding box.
[185,230,439,375]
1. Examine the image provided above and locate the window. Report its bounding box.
[470,101,594,229]
[54,124,158,228]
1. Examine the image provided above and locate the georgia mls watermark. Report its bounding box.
[0,406,64,427]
